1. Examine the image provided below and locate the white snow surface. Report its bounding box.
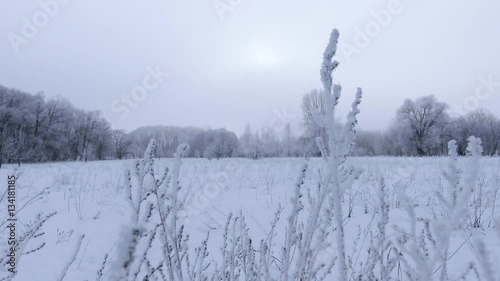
[0,157,499,280]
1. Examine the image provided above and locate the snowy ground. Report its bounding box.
[1,157,499,280]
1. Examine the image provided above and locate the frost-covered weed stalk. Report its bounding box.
[321,30,362,281]
[349,178,398,281]
[279,28,364,281]
[57,234,85,281]
[0,169,55,281]
[316,28,362,280]
[0,211,57,281]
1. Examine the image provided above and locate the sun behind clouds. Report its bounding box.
[248,46,278,67]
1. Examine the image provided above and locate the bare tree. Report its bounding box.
[301,89,328,145]
[112,129,132,159]
[394,95,449,156]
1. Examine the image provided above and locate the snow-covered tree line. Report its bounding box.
[124,124,304,160]
[2,83,498,165]
[302,91,500,157]
[0,86,111,166]
[0,86,302,163]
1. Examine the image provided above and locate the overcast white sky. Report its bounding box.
[1,0,500,134]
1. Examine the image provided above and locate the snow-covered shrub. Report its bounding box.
[393,136,484,281]
[108,139,213,281]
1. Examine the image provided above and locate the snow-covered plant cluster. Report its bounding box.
[0,170,57,281]
[391,136,487,281]
[107,139,214,281]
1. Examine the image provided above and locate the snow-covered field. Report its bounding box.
[1,156,500,280]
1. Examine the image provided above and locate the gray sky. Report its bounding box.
[1,0,500,135]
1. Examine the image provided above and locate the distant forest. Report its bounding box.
[0,85,498,166]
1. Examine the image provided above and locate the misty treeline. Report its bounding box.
[303,90,500,157]
[0,85,296,165]
[0,85,498,166]
[0,85,111,166]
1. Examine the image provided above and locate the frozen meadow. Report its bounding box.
[1,23,500,281]
[1,156,499,280]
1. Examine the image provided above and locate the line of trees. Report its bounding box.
[1,85,498,165]
[0,85,111,166]
[374,96,499,156]
[352,95,498,156]
[122,124,304,160]
[0,85,304,164]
